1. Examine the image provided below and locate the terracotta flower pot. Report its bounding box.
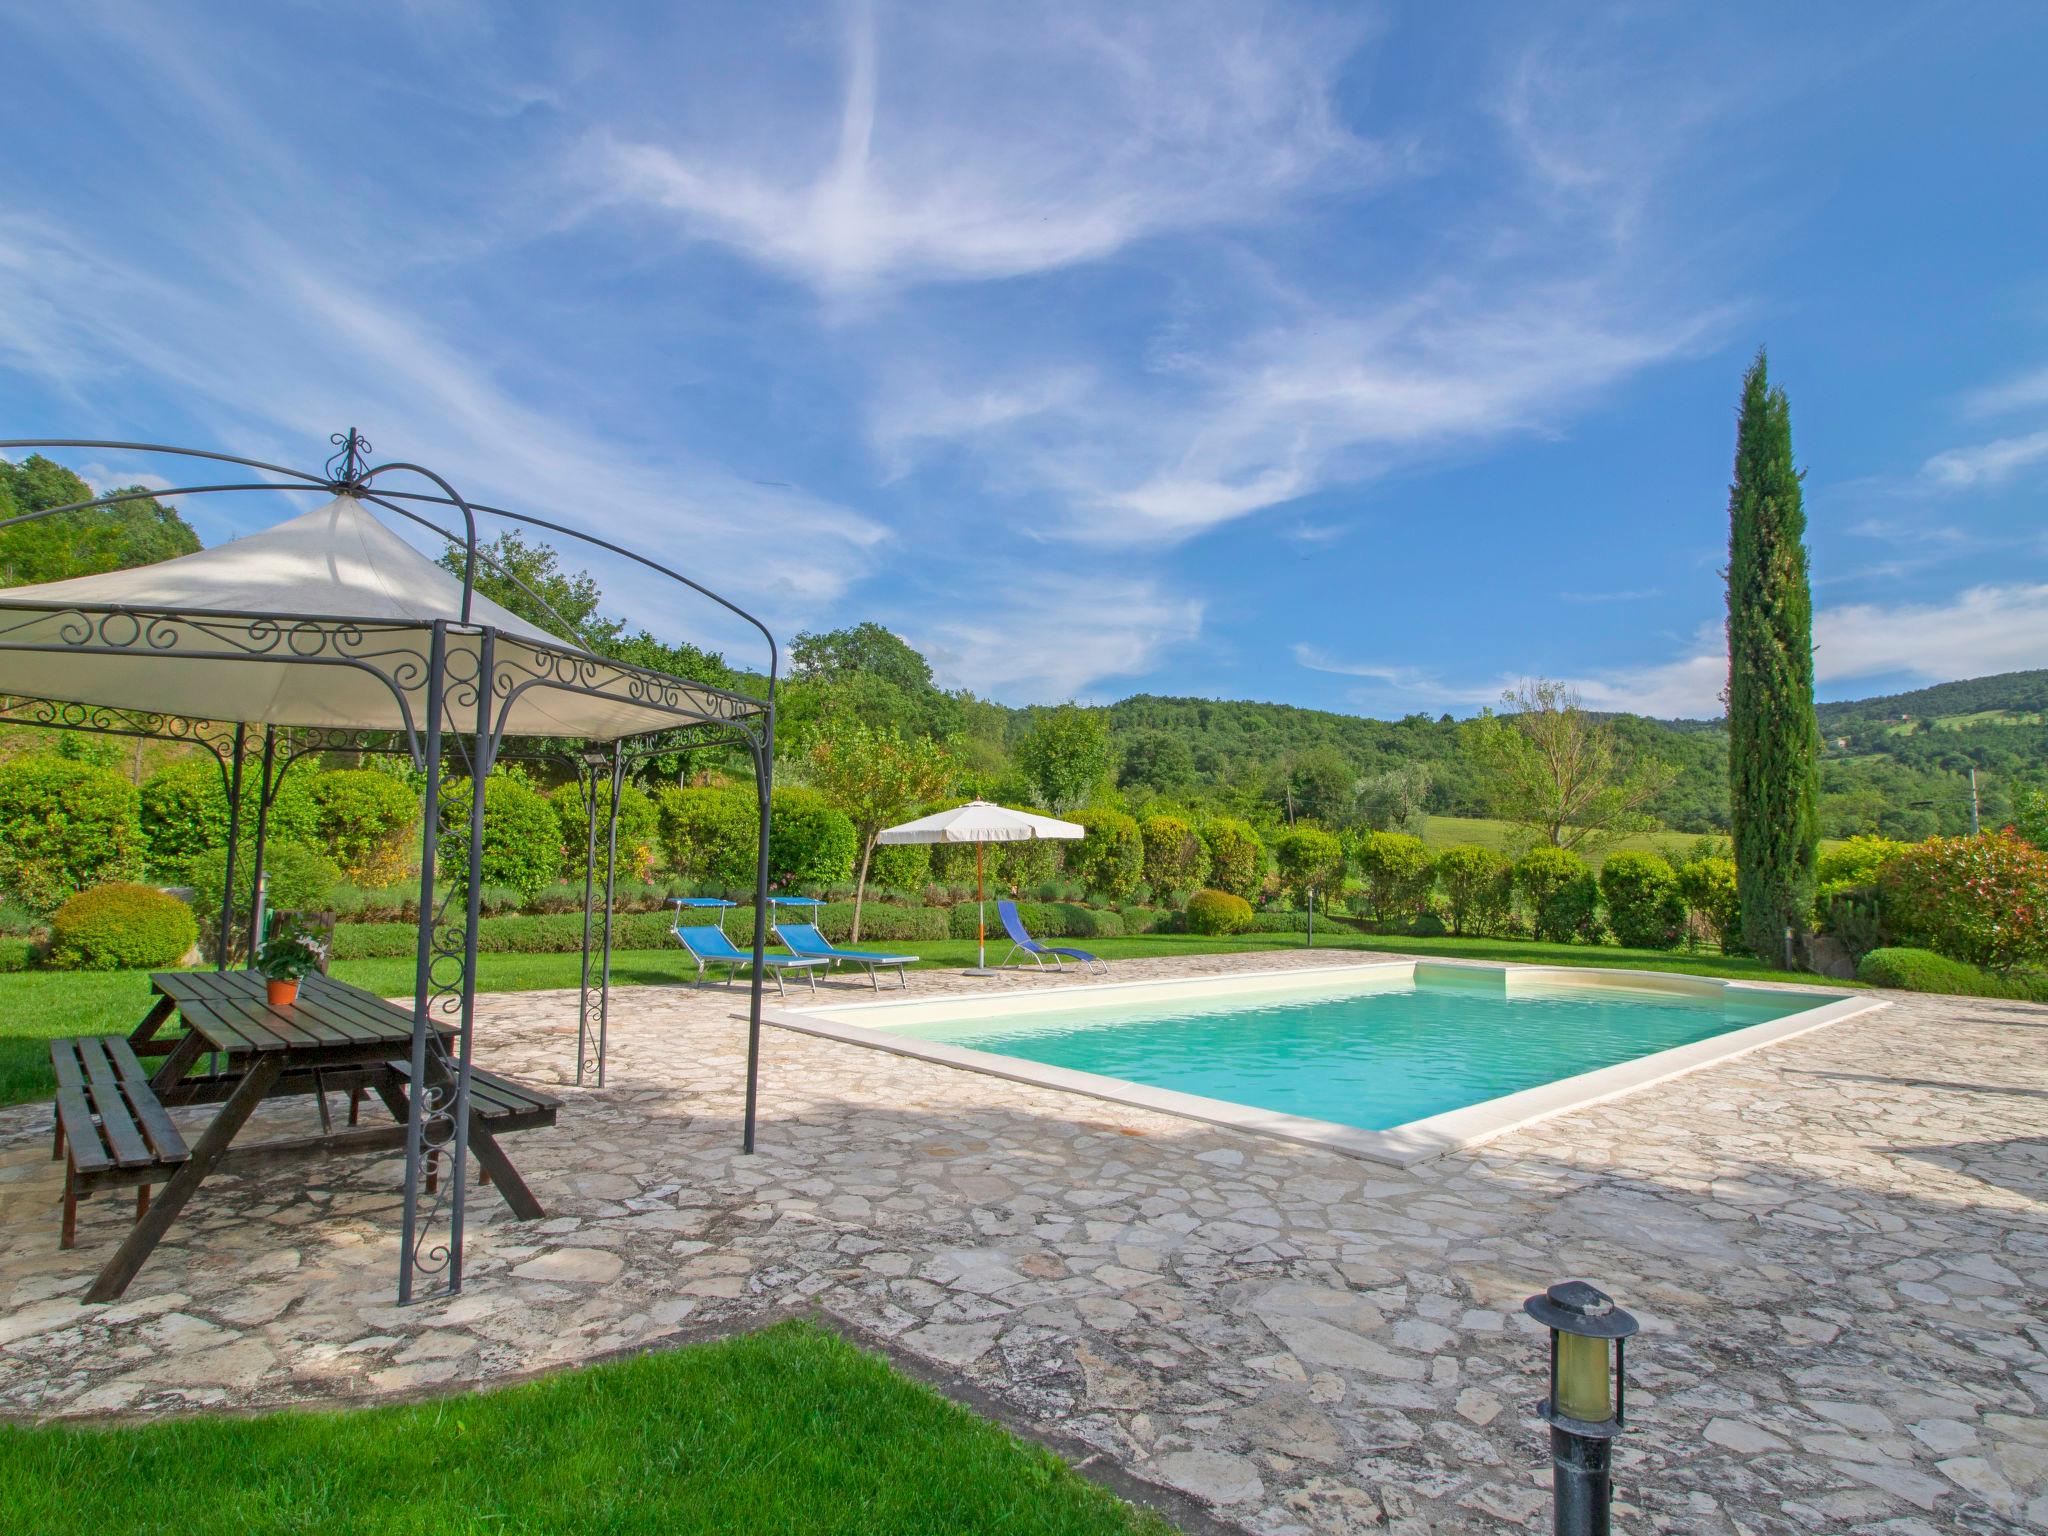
[266,977,300,1007]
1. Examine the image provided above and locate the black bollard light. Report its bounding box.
[1524,1280,1639,1536]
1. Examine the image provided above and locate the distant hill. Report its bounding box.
[1067,671,2046,843]
[1814,669,2048,730]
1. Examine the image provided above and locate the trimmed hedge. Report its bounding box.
[45,882,197,971]
[0,936,33,973]
[1857,946,2048,1002]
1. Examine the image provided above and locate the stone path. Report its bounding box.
[0,951,2042,1534]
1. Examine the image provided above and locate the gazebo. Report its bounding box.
[0,432,779,1302]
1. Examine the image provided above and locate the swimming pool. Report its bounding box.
[766,962,1878,1163]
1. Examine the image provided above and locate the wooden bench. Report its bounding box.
[50,1036,191,1250]
[375,1059,559,1206]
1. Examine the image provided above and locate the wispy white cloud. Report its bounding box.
[893,283,1717,547]
[1920,427,2048,490]
[915,576,1202,699]
[0,210,884,651]
[585,0,1381,296]
[1962,363,2048,418]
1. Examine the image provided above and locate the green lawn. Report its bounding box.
[0,933,1835,1110]
[0,1320,1171,1536]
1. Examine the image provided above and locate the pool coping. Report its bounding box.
[762,960,1889,1166]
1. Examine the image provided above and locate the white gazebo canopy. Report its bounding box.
[0,495,748,741]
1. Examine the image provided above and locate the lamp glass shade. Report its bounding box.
[1555,1330,1612,1422]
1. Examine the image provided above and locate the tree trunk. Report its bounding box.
[850,835,876,944]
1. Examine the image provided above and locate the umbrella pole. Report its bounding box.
[966,840,996,977]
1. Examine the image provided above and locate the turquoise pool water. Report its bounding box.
[886,973,1822,1131]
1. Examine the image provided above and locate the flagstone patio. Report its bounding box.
[0,952,2042,1535]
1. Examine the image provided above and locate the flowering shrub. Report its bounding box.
[1879,830,2048,973]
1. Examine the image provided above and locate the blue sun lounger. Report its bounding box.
[996,900,1106,974]
[774,920,918,990]
[670,924,823,997]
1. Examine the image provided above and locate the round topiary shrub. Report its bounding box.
[45,882,198,971]
[655,786,757,888]
[0,755,143,911]
[1184,888,1254,936]
[1434,845,1514,936]
[551,780,659,884]
[1139,814,1210,900]
[1198,817,1264,899]
[138,757,318,879]
[1350,831,1435,928]
[438,774,565,901]
[1598,850,1685,949]
[768,786,857,889]
[1514,846,1600,944]
[187,841,344,937]
[1066,809,1144,903]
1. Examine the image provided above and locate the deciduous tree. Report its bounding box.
[1464,679,1674,852]
[807,723,954,941]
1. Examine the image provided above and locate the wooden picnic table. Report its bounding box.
[75,970,555,1304]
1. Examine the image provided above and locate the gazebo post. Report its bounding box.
[595,742,624,1089]
[217,723,246,970]
[742,728,772,1154]
[243,726,278,963]
[575,756,601,1087]
[445,628,492,1294]
[399,621,448,1306]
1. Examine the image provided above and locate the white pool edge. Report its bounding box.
[762,961,1889,1166]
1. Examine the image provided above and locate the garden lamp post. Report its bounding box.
[1524,1280,1638,1536]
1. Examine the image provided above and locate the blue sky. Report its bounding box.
[2,2,2044,717]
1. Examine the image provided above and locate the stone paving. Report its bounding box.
[0,951,2043,1535]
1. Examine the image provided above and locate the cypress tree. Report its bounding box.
[1725,349,1821,958]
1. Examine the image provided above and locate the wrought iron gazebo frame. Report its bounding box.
[0,432,779,1304]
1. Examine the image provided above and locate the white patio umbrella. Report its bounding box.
[877,800,1085,975]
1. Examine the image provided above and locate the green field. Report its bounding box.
[1418,814,1717,866]
[0,934,1831,1110]
[0,1320,1169,1536]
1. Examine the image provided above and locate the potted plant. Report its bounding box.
[255,920,328,1007]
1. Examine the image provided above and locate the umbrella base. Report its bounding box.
[961,967,1002,977]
